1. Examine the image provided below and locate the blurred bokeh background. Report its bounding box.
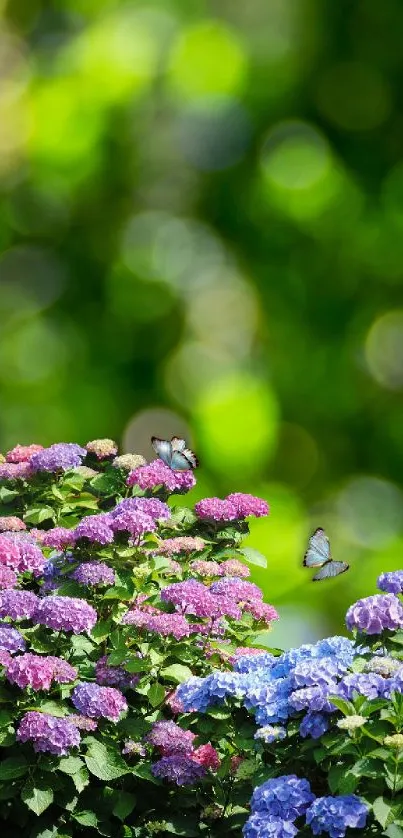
[1,0,403,647]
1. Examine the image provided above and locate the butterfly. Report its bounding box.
[151,436,199,471]
[303,528,349,582]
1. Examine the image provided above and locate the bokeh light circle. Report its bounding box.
[365,310,403,390]
[337,476,403,549]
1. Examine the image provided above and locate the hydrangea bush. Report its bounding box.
[0,438,401,837]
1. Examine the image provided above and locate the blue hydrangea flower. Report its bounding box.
[288,685,336,713]
[246,678,293,725]
[377,570,403,595]
[233,653,277,674]
[291,657,347,689]
[243,813,298,838]
[336,673,388,701]
[251,775,315,819]
[299,712,329,739]
[306,795,368,838]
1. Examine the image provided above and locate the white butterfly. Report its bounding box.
[303,528,349,582]
[151,436,199,471]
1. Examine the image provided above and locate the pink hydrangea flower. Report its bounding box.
[156,537,205,556]
[194,497,238,522]
[243,601,279,623]
[0,517,26,532]
[221,560,250,577]
[146,721,195,755]
[6,444,43,463]
[192,744,220,770]
[41,528,76,550]
[5,653,77,691]
[226,492,269,518]
[190,561,223,577]
[0,566,18,588]
[0,462,33,480]
[127,459,195,493]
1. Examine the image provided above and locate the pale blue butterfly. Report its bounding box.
[151,436,199,471]
[304,528,349,582]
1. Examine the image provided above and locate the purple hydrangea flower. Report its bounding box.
[35,595,97,633]
[161,580,241,619]
[377,571,403,595]
[110,508,157,538]
[210,577,263,602]
[0,462,33,480]
[0,624,26,653]
[17,542,47,576]
[5,653,77,690]
[194,497,238,522]
[226,493,269,518]
[0,566,17,588]
[243,601,279,623]
[146,720,196,755]
[122,739,146,757]
[41,528,76,550]
[72,682,128,721]
[141,613,194,640]
[71,562,115,587]
[346,594,403,634]
[306,795,368,838]
[74,513,114,545]
[151,755,206,785]
[251,775,315,819]
[112,497,170,522]
[0,589,39,620]
[30,443,86,472]
[95,655,138,689]
[336,672,389,700]
[299,712,329,739]
[243,814,298,838]
[17,711,80,755]
[127,459,195,493]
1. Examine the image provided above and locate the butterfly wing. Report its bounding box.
[151,437,172,467]
[312,561,349,582]
[170,437,187,452]
[303,528,331,568]
[170,451,195,471]
[181,448,199,468]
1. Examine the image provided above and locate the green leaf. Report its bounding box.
[235,758,257,779]
[338,772,359,794]
[328,765,345,793]
[239,547,267,568]
[21,779,54,815]
[147,682,165,707]
[34,700,68,717]
[328,696,356,715]
[90,472,122,495]
[124,658,148,673]
[351,757,382,778]
[207,707,231,720]
[85,739,130,781]
[161,664,193,684]
[0,755,28,779]
[112,791,136,821]
[24,506,55,524]
[384,827,403,838]
[71,767,90,793]
[0,487,19,503]
[373,797,395,829]
[58,756,84,775]
[73,811,98,828]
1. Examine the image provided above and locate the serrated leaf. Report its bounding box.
[21,779,54,815]
[58,756,84,775]
[239,547,267,568]
[351,757,382,778]
[0,755,28,779]
[90,619,113,643]
[112,791,136,821]
[85,740,130,781]
[147,682,165,707]
[161,664,193,684]
[73,811,98,827]
[373,797,395,829]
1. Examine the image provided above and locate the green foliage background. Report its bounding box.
[0,0,402,643]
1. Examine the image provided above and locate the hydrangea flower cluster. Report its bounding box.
[71,561,115,587]
[127,459,196,493]
[195,492,269,522]
[5,653,77,690]
[17,711,81,755]
[345,593,403,634]
[148,720,220,784]
[74,513,114,545]
[30,443,87,472]
[35,595,97,633]
[86,438,118,458]
[72,682,128,721]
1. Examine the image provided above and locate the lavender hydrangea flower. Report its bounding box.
[251,775,315,819]
[0,624,25,653]
[151,755,206,786]
[122,739,146,757]
[127,459,195,493]
[226,493,269,518]
[299,712,329,739]
[74,513,114,545]
[233,651,276,672]
[346,593,403,634]
[112,497,170,522]
[243,814,298,838]
[5,653,77,690]
[336,672,388,700]
[0,566,17,588]
[146,721,195,755]
[306,795,368,838]
[71,682,128,721]
[6,444,43,463]
[194,497,238,522]
[244,601,279,623]
[161,579,241,619]
[0,462,33,480]
[17,711,80,755]
[288,685,336,713]
[0,589,39,620]
[71,562,115,587]
[110,509,157,538]
[41,528,76,550]
[30,443,86,472]
[0,516,26,532]
[35,595,97,633]
[17,542,47,576]
[95,655,138,689]
[377,570,403,595]
[143,613,194,640]
[210,577,263,602]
